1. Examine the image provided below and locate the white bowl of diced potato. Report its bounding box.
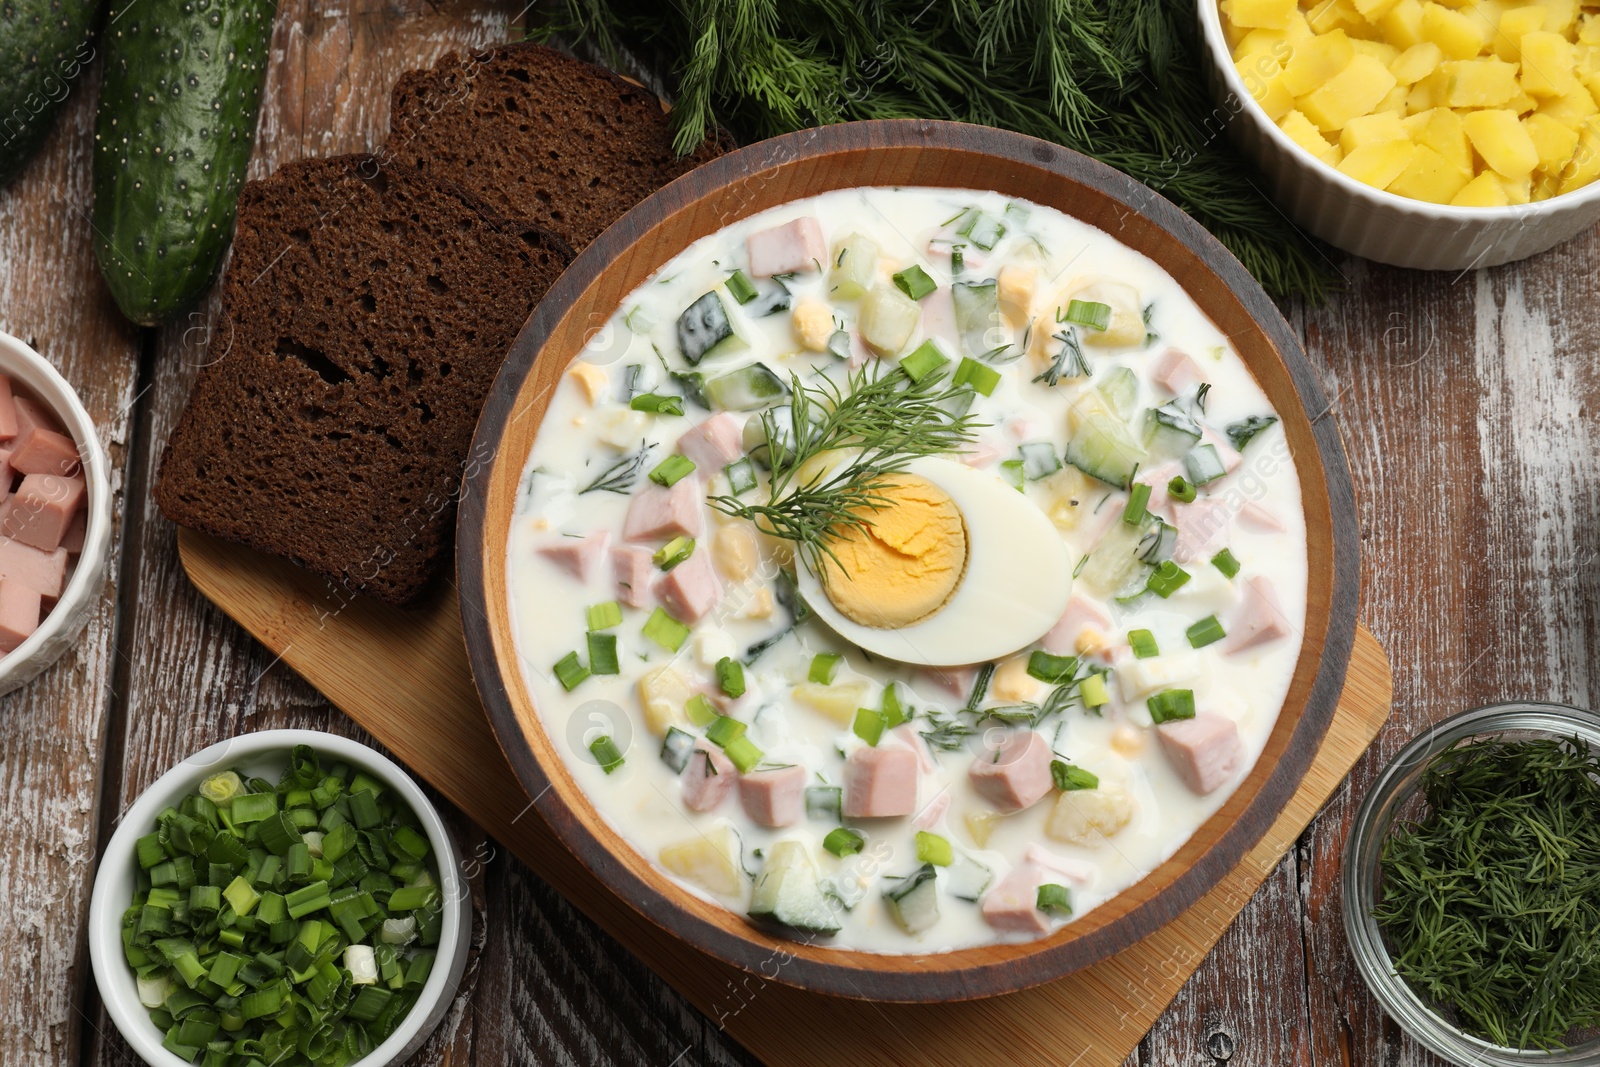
[1200,0,1600,269]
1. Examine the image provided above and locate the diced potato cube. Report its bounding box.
[1463,108,1541,176]
[660,826,743,897]
[638,667,692,737]
[1337,139,1419,186]
[1418,107,1474,173]
[1406,80,1437,113]
[1498,173,1533,203]
[1238,27,1290,64]
[1468,0,1506,29]
[1380,0,1428,49]
[1544,0,1577,34]
[792,680,871,723]
[1351,39,1402,66]
[1557,122,1600,193]
[1282,31,1357,96]
[1386,144,1473,200]
[1508,91,1539,115]
[1421,2,1491,59]
[1432,59,1521,107]
[1537,85,1600,128]
[1047,787,1134,846]
[1494,5,1547,61]
[1236,58,1296,120]
[1307,0,1350,32]
[1526,111,1581,169]
[1280,109,1343,162]
[1354,0,1402,18]
[965,810,1000,848]
[1532,171,1561,200]
[1581,13,1600,43]
[1450,170,1512,205]
[1375,84,1411,113]
[1067,280,1145,347]
[1392,42,1444,84]
[1341,111,1409,153]
[1228,0,1298,29]
[1521,32,1577,98]
[997,264,1035,321]
[858,284,919,355]
[1300,55,1400,129]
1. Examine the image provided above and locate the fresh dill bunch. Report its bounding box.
[537,0,1340,302]
[707,363,980,575]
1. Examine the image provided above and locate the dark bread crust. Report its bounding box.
[154,154,573,604]
[385,41,733,250]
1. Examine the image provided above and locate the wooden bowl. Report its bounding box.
[458,120,1360,1002]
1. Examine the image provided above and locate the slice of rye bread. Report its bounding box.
[384,42,733,251]
[154,154,573,605]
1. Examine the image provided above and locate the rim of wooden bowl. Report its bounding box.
[458,119,1359,1003]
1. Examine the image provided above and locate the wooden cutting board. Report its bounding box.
[177,528,1391,1066]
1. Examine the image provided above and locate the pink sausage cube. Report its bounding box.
[843,745,918,818]
[61,509,87,555]
[682,740,736,812]
[1152,348,1206,395]
[1040,595,1112,655]
[622,476,704,542]
[653,550,722,623]
[912,790,950,831]
[981,863,1050,934]
[0,539,67,598]
[1237,501,1284,532]
[0,378,16,440]
[2,473,86,551]
[968,731,1054,813]
[1200,427,1243,475]
[918,663,978,698]
[1134,460,1182,516]
[957,438,1005,469]
[611,545,654,608]
[676,413,745,473]
[1157,713,1242,794]
[738,764,806,828]
[9,427,80,477]
[745,217,826,277]
[1228,575,1291,653]
[12,394,54,437]
[0,579,41,653]
[1173,499,1231,564]
[536,530,609,582]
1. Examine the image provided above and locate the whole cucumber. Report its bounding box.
[92,0,274,326]
[0,0,101,189]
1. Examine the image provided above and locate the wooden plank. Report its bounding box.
[0,59,143,1065]
[176,524,1393,1067]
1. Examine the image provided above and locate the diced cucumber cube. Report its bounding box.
[859,284,920,355]
[706,362,791,412]
[1019,441,1061,481]
[945,851,993,902]
[1096,367,1139,419]
[883,863,940,934]
[748,841,841,935]
[677,292,743,365]
[660,727,696,774]
[956,208,1005,250]
[1184,443,1227,486]
[952,280,1004,358]
[829,233,880,301]
[1065,411,1146,489]
[1141,403,1202,459]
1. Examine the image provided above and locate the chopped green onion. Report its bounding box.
[586,601,622,631]
[706,715,747,747]
[199,771,243,804]
[1051,760,1100,791]
[630,393,685,416]
[852,706,887,746]
[1129,629,1160,659]
[1027,651,1077,683]
[284,880,330,919]
[805,785,842,822]
[1148,688,1197,724]
[892,264,937,300]
[685,693,718,726]
[915,831,954,866]
[726,269,760,305]
[1079,673,1111,708]
[348,984,394,1023]
[587,631,620,675]
[229,792,277,824]
[387,884,438,912]
[1123,482,1151,525]
[1037,883,1073,917]
[1212,548,1241,578]
[824,828,865,857]
[899,340,949,383]
[715,656,746,698]
[1064,299,1112,331]
[808,652,842,684]
[136,833,167,869]
[641,607,690,652]
[722,736,764,773]
[999,457,1025,490]
[650,453,697,488]
[652,535,695,570]
[1186,615,1227,648]
[1168,475,1197,503]
[552,651,590,691]
[952,356,1001,397]
[588,734,625,774]
[256,811,300,855]
[222,876,259,917]
[724,456,758,495]
[1146,560,1191,598]
[881,683,910,728]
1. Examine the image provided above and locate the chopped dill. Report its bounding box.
[578,440,655,495]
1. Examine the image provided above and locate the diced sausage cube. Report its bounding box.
[1237,502,1284,532]
[918,662,978,697]
[912,790,950,830]
[1040,595,1112,655]
[1173,499,1231,564]
[622,476,705,542]
[0,378,16,439]
[981,863,1050,934]
[957,438,1005,469]
[653,550,723,623]
[3,473,87,552]
[536,530,609,582]
[746,218,826,277]
[0,539,67,598]
[843,745,918,818]
[968,731,1054,813]
[61,509,87,555]
[676,413,744,473]
[0,579,41,652]
[738,764,806,827]
[1200,427,1243,474]
[12,394,54,437]
[1228,576,1291,653]
[8,426,79,477]
[682,740,736,812]
[1152,348,1206,395]
[1157,713,1242,794]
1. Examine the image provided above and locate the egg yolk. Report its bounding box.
[819,475,968,628]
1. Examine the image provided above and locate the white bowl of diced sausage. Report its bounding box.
[0,330,111,696]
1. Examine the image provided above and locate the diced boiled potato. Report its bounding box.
[1340,111,1408,153]
[1431,58,1521,107]
[965,810,1000,848]
[1380,0,1427,48]
[1353,0,1401,19]
[1299,54,1400,129]
[638,667,692,736]
[1117,653,1201,701]
[1406,80,1437,113]
[1391,42,1443,84]
[1521,32,1577,98]
[1238,27,1290,62]
[1537,85,1600,128]
[1526,111,1581,169]
[1284,9,1316,43]
[1375,84,1410,113]
[1450,170,1512,205]
[1462,108,1540,176]
[1508,91,1539,116]
[1041,464,1098,530]
[1386,144,1473,200]
[1046,787,1134,846]
[1468,0,1505,29]
[1236,58,1296,120]
[1307,0,1348,33]
[1544,0,1577,34]
[997,264,1035,321]
[1557,122,1600,193]
[1279,109,1343,162]
[792,680,871,723]
[1282,30,1356,96]
[1532,171,1561,200]
[1420,2,1490,59]
[1065,280,1145,347]
[1498,173,1533,203]
[660,825,744,896]
[1351,38,1401,65]
[1495,5,1548,61]
[1227,0,1298,29]
[1337,139,1418,186]
[1582,13,1600,43]
[1418,107,1474,173]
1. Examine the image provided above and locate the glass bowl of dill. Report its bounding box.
[1344,701,1600,1065]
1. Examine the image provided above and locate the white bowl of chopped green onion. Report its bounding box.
[88,730,470,1067]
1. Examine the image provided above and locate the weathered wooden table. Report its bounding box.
[1,2,1590,1064]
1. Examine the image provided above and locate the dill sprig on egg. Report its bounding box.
[708,364,980,576]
